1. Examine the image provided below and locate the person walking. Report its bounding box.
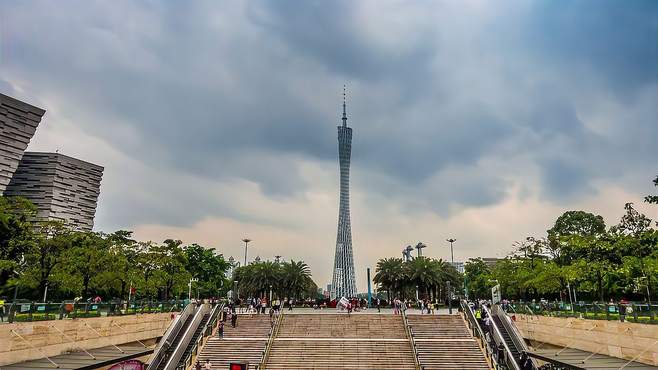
[204,359,212,370]
[0,298,5,323]
[217,321,224,338]
[376,298,381,313]
[231,311,238,328]
[288,298,293,311]
[195,360,201,370]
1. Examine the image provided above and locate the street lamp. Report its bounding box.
[446,238,456,265]
[188,278,198,300]
[242,238,252,266]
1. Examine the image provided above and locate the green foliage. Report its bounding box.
[373,256,459,301]
[464,258,491,299]
[233,259,316,299]
[645,175,658,205]
[466,195,658,302]
[0,196,232,301]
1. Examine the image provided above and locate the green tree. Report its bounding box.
[373,257,406,300]
[464,258,491,299]
[20,221,73,300]
[184,243,230,298]
[0,196,37,295]
[280,260,313,299]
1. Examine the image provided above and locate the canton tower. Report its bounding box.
[331,87,357,299]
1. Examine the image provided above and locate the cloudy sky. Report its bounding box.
[1,1,657,291]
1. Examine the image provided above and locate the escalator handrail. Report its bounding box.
[494,305,530,354]
[494,305,539,370]
[149,303,196,370]
[461,300,500,369]
[162,304,210,370]
[176,303,224,370]
[482,305,522,370]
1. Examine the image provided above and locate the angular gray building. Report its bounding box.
[0,93,46,194]
[5,152,104,231]
[331,91,357,299]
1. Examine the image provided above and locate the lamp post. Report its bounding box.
[188,278,198,301]
[446,238,456,265]
[242,238,252,266]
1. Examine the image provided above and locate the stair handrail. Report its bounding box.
[460,300,501,369]
[401,309,421,370]
[162,303,210,370]
[176,302,224,370]
[259,308,284,369]
[482,305,522,370]
[148,303,196,370]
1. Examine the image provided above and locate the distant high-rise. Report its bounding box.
[5,152,104,231]
[0,93,46,194]
[331,88,357,299]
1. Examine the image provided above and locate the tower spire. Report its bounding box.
[342,84,347,127]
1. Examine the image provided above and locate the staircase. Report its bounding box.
[197,313,271,369]
[266,313,415,370]
[407,315,490,370]
[154,314,195,370]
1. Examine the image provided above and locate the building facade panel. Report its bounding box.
[5,152,103,231]
[0,93,46,194]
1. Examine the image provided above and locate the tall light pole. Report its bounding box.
[242,238,252,266]
[446,238,456,265]
[188,278,198,300]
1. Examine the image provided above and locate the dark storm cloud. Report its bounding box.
[523,0,658,94]
[1,0,657,228]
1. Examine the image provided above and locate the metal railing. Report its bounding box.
[4,300,185,323]
[258,309,284,370]
[401,309,422,370]
[176,303,224,370]
[461,300,502,370]
[149,303,197,370]
[492,305,538,369]
[503,302,658,324]
[482,305,522,370]
[162,304,210,370]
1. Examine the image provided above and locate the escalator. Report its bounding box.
[492,314,522,363]
[485,305,537,370]
[177,313,210,367]
[154,313,196,370]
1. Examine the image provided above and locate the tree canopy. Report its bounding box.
[0,196,234,301]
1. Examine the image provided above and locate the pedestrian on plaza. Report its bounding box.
[217,321,224,338]
[376,298,381,313]
[204,359,212,370]
[195,360,201,370]
[0,298,5,323]
[231,312,238,328]
[288,298,293,311]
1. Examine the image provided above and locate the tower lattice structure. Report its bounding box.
[331,88,357,299]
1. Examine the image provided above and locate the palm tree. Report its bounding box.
[405,257,442,299]
[281,260,312,299]
[374,257,406,300]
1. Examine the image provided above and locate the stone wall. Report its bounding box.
[515,314,658,366]
[0,313,173,366]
